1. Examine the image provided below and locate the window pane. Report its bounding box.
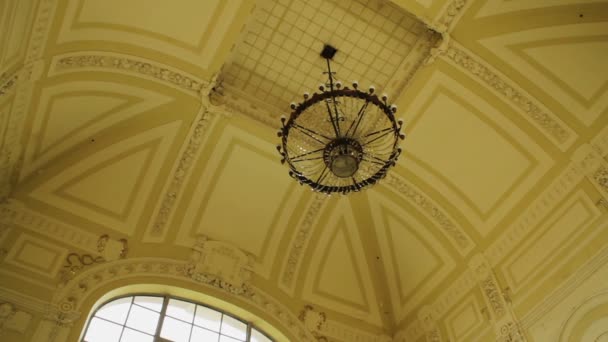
[160,316,192,342]
[194,305,222,332]
[125,305,160,334]
[219,335,242,342]
[166,299,195,323]
[84,317,123,342]
[190,326,220,342]
[120,328,154,342]
[133,296,163,312]
[96,297,132,325]
[251,329,272,342]
[220,315,247,340]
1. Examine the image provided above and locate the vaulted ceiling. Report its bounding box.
[1,0,608,341]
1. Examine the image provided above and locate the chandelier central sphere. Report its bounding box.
[277,45,405,195]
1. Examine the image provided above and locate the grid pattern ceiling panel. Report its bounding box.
[222,0,426,114]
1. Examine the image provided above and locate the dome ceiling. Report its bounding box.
[1,0,607,341]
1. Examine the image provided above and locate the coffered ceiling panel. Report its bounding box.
[0,0,35,74]
[176,122,305,279]
[502,190,601,294]
[21,80,173,179]
[302,199,383,327]
[444,294,487,342]
[3,233,67,278]
[27,121,181,235]
[369,191,456,322]
[479,22,608,126]
[400,64,553,235]
[53,0,253,77]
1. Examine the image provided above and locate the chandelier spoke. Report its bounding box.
[316,166,330,184]
[326,57,343,137]
[292,123,331,144]
[346,100,369,138]
[292,155,325,163]
[362,129,394,146]
[361,157,386,166]
[289,147,325,161]
[324,98,341,138]
[363,152,389,165]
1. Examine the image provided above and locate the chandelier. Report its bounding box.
[277,45,405,194]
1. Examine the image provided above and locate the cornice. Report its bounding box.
[384,172,473,253]
[439,40,575,151]
[53,52,206,97]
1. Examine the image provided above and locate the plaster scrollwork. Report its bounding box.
[469,255,507,319]
[59,235,128,285]
[186,235,254,295]
[441,42,573,148]
[298,305,328,342]
[497,322,526,342]
[281,194,326,288]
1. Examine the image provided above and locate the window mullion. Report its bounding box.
[246,322,252,342]
[154,295,170,341]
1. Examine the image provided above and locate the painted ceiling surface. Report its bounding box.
[0,0,608,341]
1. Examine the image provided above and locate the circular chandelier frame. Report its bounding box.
[277,45,405,195]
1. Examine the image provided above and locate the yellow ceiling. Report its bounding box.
[1,0,607,341]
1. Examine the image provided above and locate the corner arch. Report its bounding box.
[52,257,315,342]
[559,291,608,342]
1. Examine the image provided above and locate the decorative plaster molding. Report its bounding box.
[281,194,326,289]
[52,257,317,342]
[186,235,254,295]
[434,0,470,34]
[484,142,602,266]
[0,72,18,98]
[385,29,439,98]
[520,244,608,328]
[441,41,574,150]
[0,302,17,330]
[418,306,444,342]
[323,319,391,342]
[211,84,277,128]
[54,54,206,96]
[469,255,507,319]
[299,305,328,342]
[0,200,101,252]
[58,235,127,285]
[469,255,527,342]
[384,173,472,253]
[148,102,223,238]
[431,268,477,321]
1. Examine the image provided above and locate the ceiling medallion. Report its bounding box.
[277,45,405,195]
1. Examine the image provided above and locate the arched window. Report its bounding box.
[82,295,274,342]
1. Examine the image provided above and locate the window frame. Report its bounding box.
[81,294,274,342]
